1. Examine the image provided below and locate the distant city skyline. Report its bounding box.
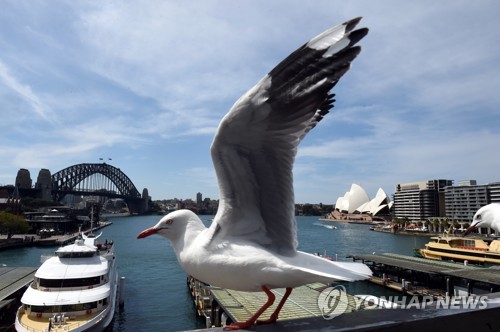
[1,1,500,203]
[6,166,499,208]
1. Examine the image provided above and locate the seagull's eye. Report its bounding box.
[476,214,482,220]
[166,219,174,225]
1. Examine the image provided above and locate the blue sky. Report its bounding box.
[1,1,500,203]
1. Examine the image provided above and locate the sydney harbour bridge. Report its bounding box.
[14,163,150,214]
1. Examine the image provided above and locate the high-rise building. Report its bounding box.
[196,192,202,206]
[458,180,477,186]
[444,181,488,222]
[488,182,500,204]
[393,179,453,221]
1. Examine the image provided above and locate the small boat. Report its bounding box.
[404,226,429,233]
[313,222,337,230]
[417,236,500,265]
[15,229,118,332]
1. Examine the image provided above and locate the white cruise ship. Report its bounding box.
[15,231,118,332]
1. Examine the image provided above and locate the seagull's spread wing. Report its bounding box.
[208,18,368,255]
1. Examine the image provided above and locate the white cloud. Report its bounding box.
[1,0,499,202]
[0,60,59,123]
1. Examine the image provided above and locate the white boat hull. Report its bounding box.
[15,230,119,332]
[15,271,118,332]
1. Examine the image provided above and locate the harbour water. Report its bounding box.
[0,215,429,331]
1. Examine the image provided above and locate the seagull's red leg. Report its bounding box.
[223,286,275,330]
[257,287,292,324]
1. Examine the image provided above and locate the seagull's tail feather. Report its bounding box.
[291,251,372,282]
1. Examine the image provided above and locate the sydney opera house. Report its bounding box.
[330,184,393,221]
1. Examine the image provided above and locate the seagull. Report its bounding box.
[138,17,371,330]
[464,203,500,236]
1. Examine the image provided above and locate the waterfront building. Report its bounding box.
[24,206,94,235]
[0,197,21,214]
[458,180,477,186]
[393,179,500,226]
[489,182,500,203]
[444,182,488,223]
[392,179,452,221]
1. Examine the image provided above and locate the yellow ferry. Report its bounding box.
[417,236,500,265]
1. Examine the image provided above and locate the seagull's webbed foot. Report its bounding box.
[256,287,292,325]
[223,286,276,330]
[223,321,253,330]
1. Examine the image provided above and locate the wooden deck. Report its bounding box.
[210,282,376,324]
[18,310,102,332]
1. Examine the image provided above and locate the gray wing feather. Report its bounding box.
[208,17,368,256]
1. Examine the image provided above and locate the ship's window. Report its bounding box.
[83,301,98,310]
[62,304,78,312]
[39,276,101,288]
[31,305,53,313]
[57,251,95,258]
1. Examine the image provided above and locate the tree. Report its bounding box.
[0,211,30,238]
[424,220,431,230]
[403,217,410,229]
[441,218,449,232]
[432,218,440,233]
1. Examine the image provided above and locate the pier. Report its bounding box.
[0,221,113,249]
[189,275,500,331]
[349,253,500,296]
[187,277,385,328]
[187,252,500,329]
[187,253,500,330]
[0,267,36,330]
[195,296,500,331]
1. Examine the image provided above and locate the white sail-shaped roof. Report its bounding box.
[336,184,370,214]
[336,185,391,216]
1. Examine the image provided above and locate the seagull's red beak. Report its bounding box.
[463,225,477,237]
[137,227,158,239]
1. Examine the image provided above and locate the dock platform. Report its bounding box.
[350,253,500,285]
[193,293,500,331]
[349,253,500,297]
[210,283,363,323]
[187,278,381,328]
[0,267,36,306]
[0,267,36,329]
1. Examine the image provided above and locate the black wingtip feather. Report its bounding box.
[348,28,369,47]
[344,17,363,32]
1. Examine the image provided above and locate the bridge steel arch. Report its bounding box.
[51,163,145,213]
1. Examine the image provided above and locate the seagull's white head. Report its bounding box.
[137,209,204,242]
[464,203,500,236]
